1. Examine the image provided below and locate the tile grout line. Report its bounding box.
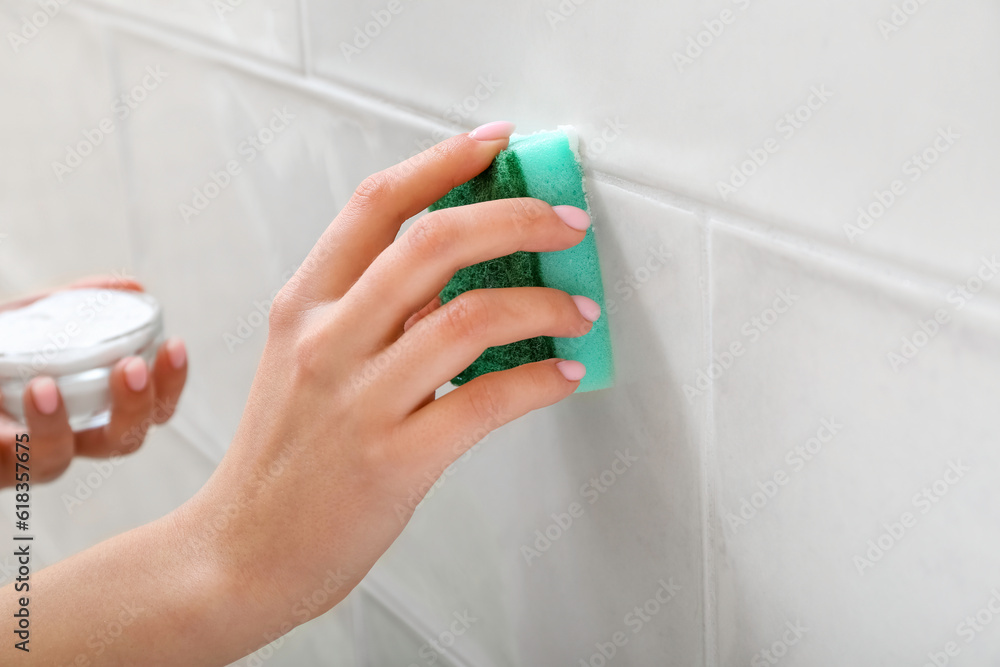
[70,2,1000,316]
[95,18,143,315]
[68,1,459,138]
[711,215,1000,322]
[296,0,312,78]
[591,170,1000,318]
[73,0,303,76]
[161,415,229,466]
[66,9,496,652]
[49,9,1000,665]
[351,589,368,667]
[701,217,719,667]
[589,165,1000,302]
[61,7,481,657]
[359,576,477,667]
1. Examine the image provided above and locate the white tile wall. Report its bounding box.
[0,5,131,297]
[85,0,303,67]
[2,0,998,664]
[355,584,470,667]
[106,28,427,449]
[710,223,1000,666]
[368,182,707,666]
[306,0,1000,287]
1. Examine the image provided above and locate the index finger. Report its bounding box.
[285,122,517,304]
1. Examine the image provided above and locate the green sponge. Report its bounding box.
[430,128,614,392]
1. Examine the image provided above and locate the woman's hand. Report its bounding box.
[7,124,600,666]
[0,276,188,488]
[187,122,598,645]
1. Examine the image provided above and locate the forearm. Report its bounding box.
[1,500,264,666]
[0,125,589,664]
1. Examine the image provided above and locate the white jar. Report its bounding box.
[0,289,163,431]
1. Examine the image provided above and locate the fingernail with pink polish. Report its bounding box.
[572,295,601,322]
[556,360,587,382]
[166,337,187,370]
[124,358,148,392]
[31,377,59,416]
[469,121,516,141]
[553,205,590,231]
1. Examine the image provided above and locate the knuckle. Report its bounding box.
[397,147,430,179]
[360,439,391,475]
[528,362,560,394]
[113,423,147,456]
[153,398,178,425]
[431,137,461,163]
[406,213,455,259]
[466,381,506,427]
[545,287,573,312]
[411,139,452,172]
[357,426,409,482]
[289,324,330,382]
[352,171,395,210]
[441,292,491,342]
[546,289,591,336]
[505,198,543,236]
[268,287,297,328]
[115,407,156,454]
[36,446,73,482]
[117,430,146,455]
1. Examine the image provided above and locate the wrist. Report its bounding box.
[179,446,366,632]
[164,494,279,662]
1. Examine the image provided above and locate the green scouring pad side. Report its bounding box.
[429,128,614,392]
[434,150,555,386]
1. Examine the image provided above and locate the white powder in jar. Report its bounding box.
[0,289,162,429]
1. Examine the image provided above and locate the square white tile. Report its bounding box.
[225,594,356,667]
[0,424,213,582]
[367,181,708,666]
[710,222,1000,665]
[0,7,130,297]
[357,586,463,667]
[83,0,303,68]
[107,30,429,449]
[304,0,1000,287]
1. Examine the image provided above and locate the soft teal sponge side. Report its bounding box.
[514,130,613,392]
[430,128,614,392]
